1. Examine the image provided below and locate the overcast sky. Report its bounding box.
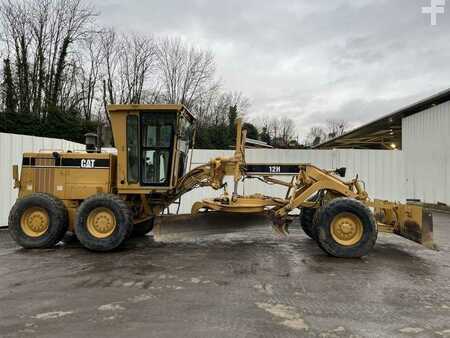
[97,0,450,140]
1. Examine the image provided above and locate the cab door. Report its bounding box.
[140,112,176,187]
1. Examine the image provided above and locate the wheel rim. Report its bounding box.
[330,212,363,246]
[20,207,49,237]
[86,207,117,239]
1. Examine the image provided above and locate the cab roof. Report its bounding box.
[107,104,195,121]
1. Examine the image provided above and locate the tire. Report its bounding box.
[75,194,133,252]
[300,208,317,239]
[314,198,378,258]
[299,193,321,239]
[132,218,154,237]
[8,193,68,249]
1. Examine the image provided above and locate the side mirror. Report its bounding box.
[12,164,20,189]
[190,128,197,149]
[335,167,347,178]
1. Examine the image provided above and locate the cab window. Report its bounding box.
[127,115,139,183]
[177,114,193,178]
[141,112,176,186]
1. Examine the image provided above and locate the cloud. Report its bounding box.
[97,0,450,141]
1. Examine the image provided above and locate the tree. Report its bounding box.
[77,34,103,121]
[0,0,97,116]
[45,0,97,112]
[259,126,271,144]
[326,119,348,139]
[243,122,258,140]
[228,104,237,141]
[2,58,16,113]
[119,34,156,104]
[279,117,295,145]
[306,126,327,147]
[253,115,297,148]
[189,89,251,148]
[100,28,119,105]
[1,0,31,115]
[100,30,157,106]
[0,0,252,148]
[156,37,218,109]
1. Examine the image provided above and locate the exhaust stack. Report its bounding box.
[85,133,99,153]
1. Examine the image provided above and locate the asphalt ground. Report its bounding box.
[0,213,449,338]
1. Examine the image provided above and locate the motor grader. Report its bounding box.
[8,104,434,257]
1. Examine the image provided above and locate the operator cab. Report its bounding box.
[108,104,195,192]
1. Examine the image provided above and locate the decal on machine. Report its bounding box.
[81,159,96,168]
[22,157,110,169]
[245,164,300,175]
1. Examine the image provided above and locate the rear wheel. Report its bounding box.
[75,194,133,252]
[314,198,377,258]
[8,193,68,249]
[132,218,154,237]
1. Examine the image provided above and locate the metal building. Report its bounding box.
[315,89,450,205]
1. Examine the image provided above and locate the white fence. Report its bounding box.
[0,133,84,226]
[1,132,446,226]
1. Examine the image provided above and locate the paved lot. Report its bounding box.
[0,213,449,338]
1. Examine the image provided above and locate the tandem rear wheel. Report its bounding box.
[75,194,133,252]
[313,198,378,258]
[8,193,68,249]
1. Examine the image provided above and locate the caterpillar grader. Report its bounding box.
[8,104,435,257]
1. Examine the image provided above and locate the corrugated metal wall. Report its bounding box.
[0,133,84,226]
[403,101,450,204]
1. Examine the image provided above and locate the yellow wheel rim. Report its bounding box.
[86,207,117,239]
[330,212,363,246]
[20,207,49,237]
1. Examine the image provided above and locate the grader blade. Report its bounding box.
[153,213,271,242]
[373,200,436,249]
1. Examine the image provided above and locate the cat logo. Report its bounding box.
[81,159,96,168]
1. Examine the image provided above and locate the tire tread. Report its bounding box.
[314,197,378,258]
[8,193,68,249]
[75,193,133,252]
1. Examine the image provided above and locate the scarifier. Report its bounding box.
[8,104,435,257]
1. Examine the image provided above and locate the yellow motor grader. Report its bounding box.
[8,104,434,257]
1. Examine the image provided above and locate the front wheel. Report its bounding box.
[314,198,377,258]
[300,208,317,239]
[75,194,133,252]
[299,193,321,240]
